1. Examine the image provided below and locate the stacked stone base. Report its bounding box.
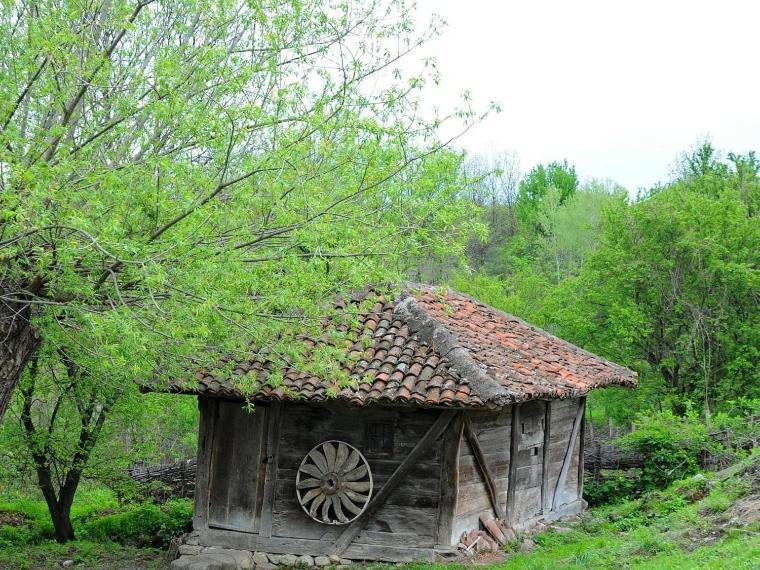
[171,545,354,570]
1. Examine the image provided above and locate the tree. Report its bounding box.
[0,0,488,540]
[460,152,521,272]
[0,0,487,421]
[516,159,578,230]
[535,180,625,283]
[545,150,759,417]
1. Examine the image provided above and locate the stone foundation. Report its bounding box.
[171,545,354,570]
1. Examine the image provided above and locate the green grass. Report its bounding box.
[370,456,760,570]
[0,486,189,568]
[0,540,166,570]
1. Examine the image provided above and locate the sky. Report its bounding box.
[410,0,760,192]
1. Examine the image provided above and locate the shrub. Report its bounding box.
[618,411,719,493]
[584,472,638,505]
[0,524,32,548]
[79,499,192,548]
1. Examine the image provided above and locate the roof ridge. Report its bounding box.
[393,291,513,407]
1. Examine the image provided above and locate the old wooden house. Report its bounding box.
[163,285,636,563]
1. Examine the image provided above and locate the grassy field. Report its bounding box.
[1,457,757,569]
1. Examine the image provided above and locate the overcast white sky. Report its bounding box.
[411,0,760,192]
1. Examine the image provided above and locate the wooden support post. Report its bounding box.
[541,400,552,514]
[332,410,457,555]
[551,398,585,511]
[576,397,586,501]
[259,400,282,538]
[436,413,463,546]
[463,414,506,520]
[193,397,217,531]
[506,403,520,527]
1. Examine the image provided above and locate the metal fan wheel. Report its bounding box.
[296,440,373,525]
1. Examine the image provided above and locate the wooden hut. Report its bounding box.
[163,285,636,564]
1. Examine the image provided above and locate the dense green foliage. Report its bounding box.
[455,143,759,422]
[0,0,490,541]
[0,487,190,549]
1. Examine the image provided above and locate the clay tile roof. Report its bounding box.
[157,284,636,408]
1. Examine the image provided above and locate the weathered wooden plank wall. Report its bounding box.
[273,402,444,548]
[452,407,511,540]
[190,395,589,558]
[510,399,546,525]
[543,398,583,511]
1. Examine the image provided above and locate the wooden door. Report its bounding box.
[207,401,268,533]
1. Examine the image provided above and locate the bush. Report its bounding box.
[79,499,192,548]
[584,473,638,506]
[0,524,32,548]
[617,411,719,493]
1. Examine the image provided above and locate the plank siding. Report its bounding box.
[452,407,511,541]
[272,402,444,548]
[510,400,546,526]
[543,397,583,511]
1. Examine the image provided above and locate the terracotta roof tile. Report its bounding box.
[158,285,636,408]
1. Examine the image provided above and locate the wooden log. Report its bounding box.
[197,528,451,561]
[332,410,456,555]
[463,415,506,520]
[551,398,585,511]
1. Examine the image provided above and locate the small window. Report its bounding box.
[532,447,539,456]
[365,422,394,454]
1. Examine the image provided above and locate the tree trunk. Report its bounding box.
[0,295,41,420]
[50,503,75,543]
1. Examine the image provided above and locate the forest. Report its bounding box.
[0,0,757,568]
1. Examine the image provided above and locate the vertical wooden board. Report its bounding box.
[208,401,268,532]
[550,397,584,511]
[541,400,552,513]
[577,397,586,501]
[507,403,520,526]
[259,401,281,538]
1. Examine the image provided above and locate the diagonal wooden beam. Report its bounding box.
[332,409,457,555]
[463,414,506,520]
[551,398,585,511]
